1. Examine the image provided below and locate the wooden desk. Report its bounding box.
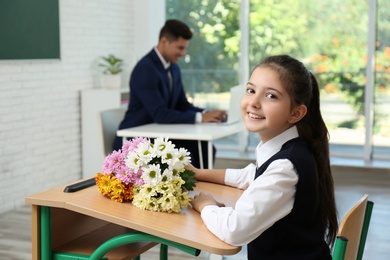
[117,123,245,169]
[25,180,243,259]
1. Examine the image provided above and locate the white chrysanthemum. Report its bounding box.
[169,148,191,170]
[141,164,162,185]
[177,147,191,165]
[153,137,175,157]
[135,141,153,165]
[161,168,173,182]
[125,152,141,172]
[160,148,179,166]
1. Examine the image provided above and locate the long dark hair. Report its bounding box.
[258,55,338,246]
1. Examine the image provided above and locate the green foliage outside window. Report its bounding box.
[167,0,390,136]
[167,0,241,96]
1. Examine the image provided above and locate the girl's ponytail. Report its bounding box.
[302,73,338,246]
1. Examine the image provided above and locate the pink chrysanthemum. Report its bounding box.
[122,137,148,155]
[114,165,134,185]
[102,150,125,174]
[131,169,145,186]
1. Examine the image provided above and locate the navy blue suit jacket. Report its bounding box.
[113,49,203,150]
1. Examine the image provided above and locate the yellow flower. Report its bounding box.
[96,172,134,203]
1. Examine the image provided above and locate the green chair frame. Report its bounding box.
[357,200,374,260]
[332,198,374,260]
[333,236,348,260]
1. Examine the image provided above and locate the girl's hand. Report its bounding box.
[191,192,225,213]
[185,163,197,174]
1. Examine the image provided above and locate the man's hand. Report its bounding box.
[191,192,225,213]
[202,110,228,123]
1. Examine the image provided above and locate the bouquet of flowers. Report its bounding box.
[96,137,196,213]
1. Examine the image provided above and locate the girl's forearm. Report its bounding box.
[196,168,226,185]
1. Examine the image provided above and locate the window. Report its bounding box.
[166,0,240,106]
[373,0,390,160]
[166,0,390,162]
[166,0,242,150]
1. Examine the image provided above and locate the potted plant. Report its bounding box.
[99,54,124,89]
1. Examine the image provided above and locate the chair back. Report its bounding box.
[100,108,126,156]
[357,200,374,260]
[337,194,368,260]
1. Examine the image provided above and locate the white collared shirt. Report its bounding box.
[154,46,171,70]
[200,126,299,246]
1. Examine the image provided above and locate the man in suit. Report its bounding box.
[113,19,227,168]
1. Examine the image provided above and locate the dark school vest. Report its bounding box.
[248,137,331,260]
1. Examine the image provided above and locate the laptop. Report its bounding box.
[208,85,245,125]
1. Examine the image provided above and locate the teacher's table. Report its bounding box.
[25,179,243,260]
[117,123,245,169]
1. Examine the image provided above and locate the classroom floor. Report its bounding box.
[1,160,389,260]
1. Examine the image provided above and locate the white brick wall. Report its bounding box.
[0,0,156,213]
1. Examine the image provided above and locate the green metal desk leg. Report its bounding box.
[160,244,168,260]
[88,231,200,260]
[40,206,52,260]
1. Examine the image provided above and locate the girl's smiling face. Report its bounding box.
[240,66,306,143]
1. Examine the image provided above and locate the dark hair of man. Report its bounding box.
[256,55,338,246]
[159,19,193,42]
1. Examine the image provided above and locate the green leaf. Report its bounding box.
[180,169,197,191]
[99,54,124,75]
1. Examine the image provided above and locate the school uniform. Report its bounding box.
[200,126,331,259]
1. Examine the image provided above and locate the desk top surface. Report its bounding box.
[25,180,243,256]
[116,123,245,141]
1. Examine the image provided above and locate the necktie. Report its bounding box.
[166,67,173,92]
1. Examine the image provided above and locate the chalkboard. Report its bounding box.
[0,0,60,60]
